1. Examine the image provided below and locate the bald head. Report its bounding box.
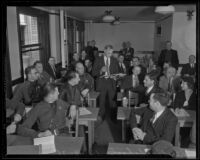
[189,55,195,64]
[76,62,85,75]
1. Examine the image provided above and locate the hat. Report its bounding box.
[181,76,194,86]
[150,140,176,158]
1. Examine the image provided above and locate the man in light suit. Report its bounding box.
[129,91,178,145]
[158,41,179,70]
[92,45,119,122]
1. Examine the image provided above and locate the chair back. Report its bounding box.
[128,91,139,107]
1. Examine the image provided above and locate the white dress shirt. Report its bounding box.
[152,108,165,124]
[104,56,110,67]
[146,85,154,94]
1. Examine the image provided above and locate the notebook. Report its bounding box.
[79,107,91,116]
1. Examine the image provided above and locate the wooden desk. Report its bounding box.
[79,107,99,154]
[107,143,196,158]
[7,136,84,154]
[174,110,196,147]
[88,91,100,108]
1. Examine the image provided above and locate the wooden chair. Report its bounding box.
[128,91,139,108]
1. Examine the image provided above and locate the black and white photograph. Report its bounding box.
[3,1,199,158]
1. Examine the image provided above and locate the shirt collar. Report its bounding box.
[155,108,165,120]
[146,85,154,94]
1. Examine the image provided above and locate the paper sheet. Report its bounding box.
[175,109,190,117]
[185,150,196,158]
[79,107,91,116]
[34,135,56,154]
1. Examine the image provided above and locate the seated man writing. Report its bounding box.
[129,90,178,145]
[17,83,76,138]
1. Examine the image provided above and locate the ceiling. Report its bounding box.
[46,5,196,22]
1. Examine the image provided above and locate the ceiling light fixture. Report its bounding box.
[155,5,175,14]
[102,10,115,22]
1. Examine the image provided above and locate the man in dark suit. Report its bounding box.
[45,57,60,80]
[130,91,178,145]
[181,55,196,77]
[118,54,127,74]
[158,41,179,70]
[89,40,98,63]
[92,45,119,122]
[124,41,134,69]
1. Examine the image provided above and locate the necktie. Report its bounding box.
[151,114,156,124]
[49,102,57,131]
[106,57,110,76]
[51,65,56,77]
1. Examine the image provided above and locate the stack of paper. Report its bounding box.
[185,149,196,158]
[79,107,91,116]
[34,135,56,154]
[175,109,190,117]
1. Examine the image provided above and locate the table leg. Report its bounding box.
[122,120,125,142]
[175,122,181,147]
[88,121,93,154]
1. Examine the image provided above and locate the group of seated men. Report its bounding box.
[6,40,196,151]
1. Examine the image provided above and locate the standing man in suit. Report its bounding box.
[45,57,60,80]
[181,55,196,77]
[130,91,178,145]
[158,41,179,70]
[124,41,134,69]
[92,45,119,122]
[90,40,98,63]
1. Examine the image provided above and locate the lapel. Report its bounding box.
[152,108,167,129]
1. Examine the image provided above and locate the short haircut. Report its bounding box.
[104,45,113,50]
[41,82,57,99]
[182,76,194,90]
[146,71,158,85]
[64,70,77,82]
[33,60,42,67]
[75,61,84,68]
[25,65,35,77]
[152,90,170,107]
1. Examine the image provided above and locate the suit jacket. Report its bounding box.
[17,99,70,138]
[45,63,59,79]
[78,73,94,91]
[121,74,144,90]
[37,71,52,86]
[92,56,119,90]
[158,49,179,70]
[181,63,196,76]
[118,63,126,74]
[159,75,182,94]
[124,47,134,61]
[173,91,196,110]
[59,83,82,106]
[130,107,178,144]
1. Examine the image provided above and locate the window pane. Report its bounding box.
[19,14,39,45]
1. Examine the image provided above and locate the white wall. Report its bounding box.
[7,7,21,80]
[85,22,155,52]
[171,12,196,64]
[154,15,173,60]
[49,13,61,63]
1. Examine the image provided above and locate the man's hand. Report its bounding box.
[14,114,22,123]
[38,130,52,138]
[132,128,146,141]
[69,105,77,120]
[81,89,89,97]
[6,123,16,134]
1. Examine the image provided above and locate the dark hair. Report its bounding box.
[75,61,84,68]
[25,65,35,79]
[152,90,170,107]
[33,60,42,67]
[182,76,194,90]
[41,82,58,99]
[104,45,113,49]
[64,70,78,82]
[146,71,159,85]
